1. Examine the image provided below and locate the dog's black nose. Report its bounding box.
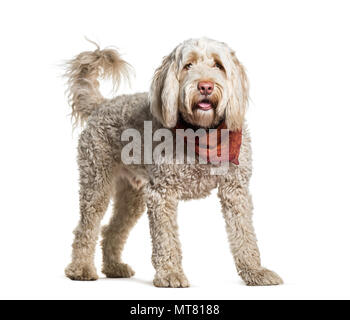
[198,81,214,96]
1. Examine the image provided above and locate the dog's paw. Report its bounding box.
[65,263,98,281]
[239,267,283,286]
[153,272,190,288]
[102,262,135,278]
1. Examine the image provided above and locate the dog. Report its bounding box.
[64,38,283,287]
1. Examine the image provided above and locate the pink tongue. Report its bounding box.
[198,102,212,110]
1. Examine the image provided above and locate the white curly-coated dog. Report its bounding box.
[64,38,283,287]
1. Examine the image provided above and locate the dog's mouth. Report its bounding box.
[195,99,215,111]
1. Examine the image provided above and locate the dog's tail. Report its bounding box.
[65,41,132,126]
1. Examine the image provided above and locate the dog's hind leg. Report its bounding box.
[218,177,283,286]
[65,130,114,281]
[101,178,146,278]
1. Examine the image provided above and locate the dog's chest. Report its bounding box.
[151,164,220,200]
[178,176,218,200]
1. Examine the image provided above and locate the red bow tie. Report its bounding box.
[173,120,242,165]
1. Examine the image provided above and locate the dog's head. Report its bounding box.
[149,38,249,130]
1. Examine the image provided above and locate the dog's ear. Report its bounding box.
[149,51,179,128]
[225,52,249,131]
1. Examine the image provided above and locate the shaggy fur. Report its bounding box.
[64,38,283,287]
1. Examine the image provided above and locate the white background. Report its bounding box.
[0,0,350,300]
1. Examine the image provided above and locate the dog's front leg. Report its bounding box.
[147,189,189,288]
[218,178,283,286]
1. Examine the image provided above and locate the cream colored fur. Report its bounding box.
[64,38,283,287]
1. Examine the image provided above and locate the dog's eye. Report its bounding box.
[184,63,192,70]
[215,62,224,70]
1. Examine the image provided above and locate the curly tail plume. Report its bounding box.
[65,41,132,126]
